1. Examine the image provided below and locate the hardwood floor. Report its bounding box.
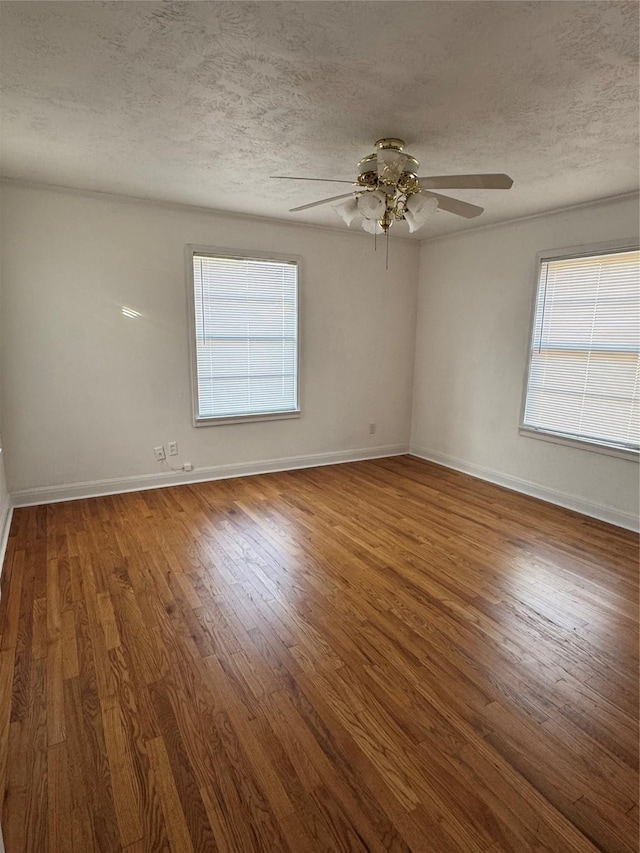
[0,455,637,852]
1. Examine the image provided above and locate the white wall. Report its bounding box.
[0,184,419,496]
[0,450,8,534]
[0,231,11,566]
[411,195,639,528]
[2,183,637,529]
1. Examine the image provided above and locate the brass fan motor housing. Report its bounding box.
[357,138,420,189]
[374,138,406,151]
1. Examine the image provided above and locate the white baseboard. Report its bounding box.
[10,444,409,508]
[0,496,13,587]
[410,446,639,533]
[12,442,636,532]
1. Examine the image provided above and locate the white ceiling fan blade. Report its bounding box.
[422,191,484,218]
[418,174,513,190]
[290,192,356,212]
[272,176,354,183]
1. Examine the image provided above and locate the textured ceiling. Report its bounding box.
[1,1,638,239]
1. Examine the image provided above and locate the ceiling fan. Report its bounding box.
[272,138,513,235]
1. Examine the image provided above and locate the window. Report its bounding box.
[521,244,639,457]
[188,248,299,425]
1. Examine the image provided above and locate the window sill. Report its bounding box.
[519,426,639,461]
[194,410,301,428]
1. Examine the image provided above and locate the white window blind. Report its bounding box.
[522,247,639,454]
[191,252,299,423]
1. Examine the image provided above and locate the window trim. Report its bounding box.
[186,244,302,428]
[519,238,640,462]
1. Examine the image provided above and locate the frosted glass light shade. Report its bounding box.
[403,210,418,233]
[333,196,359,226]
[407,193,438,216]
[361,218,383,235]
[404,193,438,232]
[357,190,386,220]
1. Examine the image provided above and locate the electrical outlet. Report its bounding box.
[168,441,178,456]
[369,422,376,435]
[153,446,166,461]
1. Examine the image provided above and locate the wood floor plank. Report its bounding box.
[63,676,120,853]
[47,741,72,853]
[0,456,637,851]
[146,736,195,853]
[2,544,26,649]
[46,638,65,746]
[0,647,16,819]
[100,693,144,847]
[3,720,27,852]
[23,657,48,853]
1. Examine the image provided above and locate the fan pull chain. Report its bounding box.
[386,229,389,270]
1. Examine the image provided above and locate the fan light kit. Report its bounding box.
[272,138,513,265]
